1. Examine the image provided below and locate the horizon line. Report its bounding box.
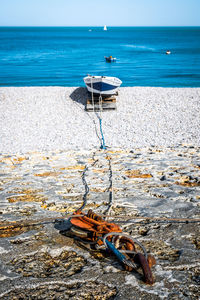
[0,25,200,27]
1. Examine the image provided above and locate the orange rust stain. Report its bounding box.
[7,188,43,194]
[0,156,27,165]
[107,150,125,154]
[93,168,108,174]
[125,170,153,179]
[0,158,13,164]
[7,188,47,203]
[90,187,107,193]
[34,171,61,177]
[147,255,156,268]
[60,165,85,171]
[175,181,200,187]
[105,156,111,160]
[13,157,27,164]
[0,222,42,238]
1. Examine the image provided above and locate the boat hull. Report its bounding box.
[105,57,116,62]
[84,76,122,96]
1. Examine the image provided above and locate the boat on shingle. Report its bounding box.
[84,75,122,96]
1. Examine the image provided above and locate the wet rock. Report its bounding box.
[6,188,47,203]
[191,236,200,250]
[138,227,149,236]
[16,206,37,216]
[111,205,128,215]
[34,171,62,177]
[0,146,200,298]
[41,202,69,213]
[10,249,86,278]
[0,222,42,238]
[175,175,200,187]
[160,175,166,181]
[180,175,192,183]
[142,240,181,261]
[2,281,117,299]
[125,169,153,179]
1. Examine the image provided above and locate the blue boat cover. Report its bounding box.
[86,81,118,92]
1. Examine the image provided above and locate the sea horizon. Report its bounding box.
[1,25,200,27]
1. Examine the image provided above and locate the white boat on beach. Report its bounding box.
[84,75,122,96]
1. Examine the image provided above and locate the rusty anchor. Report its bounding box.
[67,209,156,284]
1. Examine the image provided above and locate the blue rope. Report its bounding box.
[104,238,136,269]
[105,239,126,262]
[99,118,106,150]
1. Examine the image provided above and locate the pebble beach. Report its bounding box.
[0,87,200,299]
[0,87,200,153]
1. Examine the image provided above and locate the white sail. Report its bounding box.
[103,25,107,31]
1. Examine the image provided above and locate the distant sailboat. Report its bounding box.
[103,25,107,31]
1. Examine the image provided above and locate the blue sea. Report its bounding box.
[0,27,200,87]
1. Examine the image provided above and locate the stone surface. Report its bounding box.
[0,146,200,299]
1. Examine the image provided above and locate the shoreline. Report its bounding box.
[1,85,200,89]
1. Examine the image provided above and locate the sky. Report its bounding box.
[0,0,199,27]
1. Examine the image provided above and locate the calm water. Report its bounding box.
[0,27,200,87]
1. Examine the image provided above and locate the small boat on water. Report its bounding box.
[84,75,122,96]
[166,50,171,55]
[103,25,107,31]
[105,56,116,62]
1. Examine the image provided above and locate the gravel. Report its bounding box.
[0,86,199,154]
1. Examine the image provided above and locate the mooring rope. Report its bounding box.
[77,150,113,214]
[98,94,107,150]
[1,214,200,232]
[79,165,89,211]
[77,151,99,212]
[99,117,107,150]
[103,156,114,217]
[90,77,95,113]
[89,84,107,150]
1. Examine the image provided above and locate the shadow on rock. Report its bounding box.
[69,87,88,108]
[54,219,72,233]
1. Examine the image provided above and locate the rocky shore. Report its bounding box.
[0,146,200,299]
[0,87,199,299]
